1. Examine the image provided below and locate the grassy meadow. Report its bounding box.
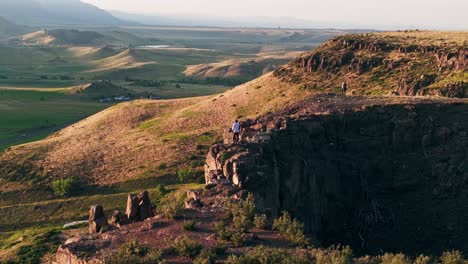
[0,26,347,262]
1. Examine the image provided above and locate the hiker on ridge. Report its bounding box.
[232,120,241,144]
[341,81,348,96]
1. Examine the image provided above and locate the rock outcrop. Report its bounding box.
[88,205,108,234]
[126,191,155,222]
[205,94,468,254]
[274,33,468,98]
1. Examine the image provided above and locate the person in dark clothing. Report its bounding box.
[341,81,348,96]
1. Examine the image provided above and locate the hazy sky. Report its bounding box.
[81,0,468,29]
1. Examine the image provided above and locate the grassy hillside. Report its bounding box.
[274,31,467,97]
[1,30,466,262]
[184,51,301,82]
[1,30,467,199]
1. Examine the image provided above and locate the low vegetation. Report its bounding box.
[102,240,163,264]
[157,190,186,219]
[183,220,197,231]
[226,246,313,264]
[172,236,202,258]
[253,214,268,229]
[52,177,78,197]
[272,211,310,247]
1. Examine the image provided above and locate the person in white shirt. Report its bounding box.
[232,120,241,144]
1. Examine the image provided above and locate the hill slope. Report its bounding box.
[184,51,301,81]
[0,31,466,195]
[274,31,467,97]
[13,29,151,47]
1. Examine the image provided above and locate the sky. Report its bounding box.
[81,0,468,30]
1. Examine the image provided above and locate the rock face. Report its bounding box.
[205,95,468,254]
[89,205,108,234]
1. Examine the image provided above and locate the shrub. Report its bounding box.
[52,177,78,197]
[253,214,268,229]
[272,211,310,247]
[415,255,432,264]
[213,220,246,246]
[212,243,227,255]
[103,241,163,264]
[273,212,310,247]
[440,250,465,264]
[380,253,411,264]
[229,231,247,247]
[183,220,197,231]
[214,220,231,241]
[158,163,168,170]
[158,191,185,219]
[194,250,216,264]
[172,236,202,258]
[225,193,256,232]
[226,246,312,264]
[315,246,353,264]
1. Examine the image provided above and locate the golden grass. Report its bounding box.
[1,73,309,185]
[19,30,55,45]
[89,49,155,72]
[370,30,468,46]
[184,52,301,79]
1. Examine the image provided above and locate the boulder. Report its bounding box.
[125,191,155,222]
[110,210,129,228]
[88,205,107,234]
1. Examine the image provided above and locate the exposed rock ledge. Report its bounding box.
[205,94,468,254]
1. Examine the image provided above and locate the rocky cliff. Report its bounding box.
[205,94,468,254]
[274,31,467,97]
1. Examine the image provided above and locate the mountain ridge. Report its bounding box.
[0,0,130,26]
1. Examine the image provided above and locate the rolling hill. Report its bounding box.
[12,29,154,47]
[183,51,301,81]
[0,31,467,263]
[1,31,466,190]
[0,0,128,26]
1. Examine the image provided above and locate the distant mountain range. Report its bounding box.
[0,17,35,38]
[0,0,130,26]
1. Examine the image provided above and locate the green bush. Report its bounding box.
[213,220,247,247]
[172,236,202,258]
[225,193,256,232]
[158,191,185,219]
[214,220,231,241]
[230,231,247,247]
[52,177,78,197]
[315,246,353,264]
[253,214,268,229]
[183,220,197,231]
[194,250,216,264]
[272,211,310,247]
[103,241,163,264]
[440,250,465,264]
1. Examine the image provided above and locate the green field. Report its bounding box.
[0,89,108,151]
